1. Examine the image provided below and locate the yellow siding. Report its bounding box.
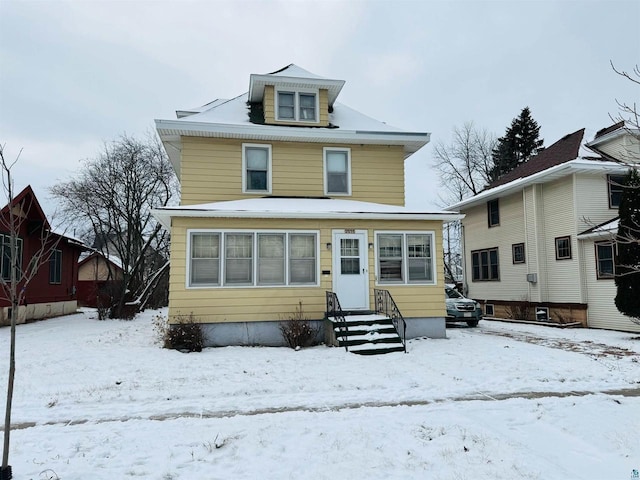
[78,257,123,281]
[262,86,329,127]
[263,85,275,123]
[180,137,405,206]
[168,217,445,323]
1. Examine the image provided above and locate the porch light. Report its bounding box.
[326,242,332,250]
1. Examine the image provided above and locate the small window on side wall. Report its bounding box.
[608,174,626,209]
[487,199,499,227]
[595,242,615,279]
[485,304,495,316]
[555,236,572,260]
[512,243,525,264]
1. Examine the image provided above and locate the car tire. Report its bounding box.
[466,320,479,327]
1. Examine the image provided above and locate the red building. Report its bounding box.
[0,186,86,325]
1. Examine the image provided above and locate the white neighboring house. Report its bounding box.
[446,122,640,333]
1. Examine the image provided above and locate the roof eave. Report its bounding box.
[447,160,629,211]
[155,119,430,174]
[152,208,463,228]
[248,74,346,105]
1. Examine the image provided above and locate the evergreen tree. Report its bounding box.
[614,168,640,324]
[490,107,544,182]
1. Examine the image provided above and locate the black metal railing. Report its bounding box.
[326,291,349,351]
[374,289,407,353]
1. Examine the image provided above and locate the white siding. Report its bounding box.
[581,239,640,332]
[541,176,581,303]
[575,172,619,233]
[462,192,529,301]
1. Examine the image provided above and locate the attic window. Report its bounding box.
[276,89,317,122]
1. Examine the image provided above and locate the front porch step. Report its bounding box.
[328,313,405,355]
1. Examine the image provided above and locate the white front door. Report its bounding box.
[332,230,369,310]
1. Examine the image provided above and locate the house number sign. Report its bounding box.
[344,229,355,234]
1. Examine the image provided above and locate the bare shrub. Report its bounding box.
[167,313,204,352]
[279,301,319,349]
[152,313,171,348]
[506,299,533,321]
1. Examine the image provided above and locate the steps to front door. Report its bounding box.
[326,313,405,355]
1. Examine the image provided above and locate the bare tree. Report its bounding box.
[433,122,496,200]
[50,133,178,318]
[1,145,63,479]
[610,62,639,133]
[433,122,496,280]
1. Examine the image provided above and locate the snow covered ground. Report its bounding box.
[1,308,639,480]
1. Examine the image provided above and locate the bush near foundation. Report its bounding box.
[280,301,319,349]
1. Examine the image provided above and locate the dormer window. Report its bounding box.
[276,89,317,122]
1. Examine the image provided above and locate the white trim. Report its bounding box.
[151,199,464,229]
[185,229,320,289]
[275,87,319,124]
[374,230,437,286]
[241,143,272,194]
[447,159,630,211]
[332,229,369,310]
[323,147,352,196]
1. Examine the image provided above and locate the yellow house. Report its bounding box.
[153,64,461,350]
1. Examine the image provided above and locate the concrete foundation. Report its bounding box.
[0,301,78,326]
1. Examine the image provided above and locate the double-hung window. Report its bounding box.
[49,249,62,284]
[225,233,253,285]
[555,236,571,260]
[243,144,271,193]
[190,233,220,286]
[324,148,351,195]
[595,242,615,279]
[512,243,525,264]
[276,90,317,122]
[487,199,499,227]
[471,248,499,281]
[0,234,23,281]
[376,232,435,284]
[608,174,626,209]
[188,231,318,287]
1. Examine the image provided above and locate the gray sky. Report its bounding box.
[1,0,638,219]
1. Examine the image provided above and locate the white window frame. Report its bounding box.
[275,87,319,123]
[323,147,352,196]
[186,229,320,289]
[374,231,436,286]
[242,143,272,194]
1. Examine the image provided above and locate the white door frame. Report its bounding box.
[332,229,369,310]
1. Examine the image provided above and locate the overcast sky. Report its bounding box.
[1,0,638,219]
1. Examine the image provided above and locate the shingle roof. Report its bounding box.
[594,121,625,139]
[487,129,586,189]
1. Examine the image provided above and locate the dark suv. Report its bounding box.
[445,285,482,327]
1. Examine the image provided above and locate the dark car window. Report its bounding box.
[445,288,463,299]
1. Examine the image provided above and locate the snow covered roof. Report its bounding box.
[577,218,619,240]
[447,128,629,211]
[156,93,430,171]
[152,197,462,228]
[157,64,430,173]
[248,64,345,105]
[78,250,124,270]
